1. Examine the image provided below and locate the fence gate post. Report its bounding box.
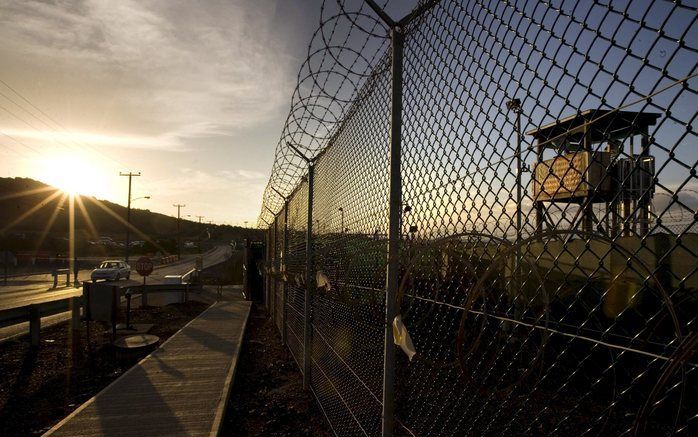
[383,24,404,437]
[303,162,315,390]
[282,201,289,346]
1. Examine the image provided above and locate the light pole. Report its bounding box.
[173,204,186,260]
[505,98,523,245]
[506,98,523,331]
[120,172,141,263]
[338,207,344,234]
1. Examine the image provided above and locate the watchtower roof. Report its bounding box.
[526,109,660,145]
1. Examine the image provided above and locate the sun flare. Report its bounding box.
[35,152,110,197]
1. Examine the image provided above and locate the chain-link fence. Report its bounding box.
[258,1,697,435]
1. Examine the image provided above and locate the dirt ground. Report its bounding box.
[0,301,209,436]
[223,304,332,437]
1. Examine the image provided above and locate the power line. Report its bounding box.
[0,129,42,155]
[0,141,27,158]
[0,91,104,161]
[0,77,129,168]
[0,102,87,157]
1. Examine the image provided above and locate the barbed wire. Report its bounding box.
[257,0,394,227]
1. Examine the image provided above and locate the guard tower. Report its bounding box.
[527,110,660,237]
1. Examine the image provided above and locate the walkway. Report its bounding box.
[46,298,251,436]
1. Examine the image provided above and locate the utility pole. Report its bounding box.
[195,216,204,254]
[173,204,186,260]
[120,172,141,263]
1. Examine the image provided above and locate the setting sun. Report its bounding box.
[35,152,110,197]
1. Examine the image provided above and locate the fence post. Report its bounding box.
[303,162,315,390]
[265,226,271,313]
[382,24,404,437]
[282,201,289,346]
[272,215,278,322]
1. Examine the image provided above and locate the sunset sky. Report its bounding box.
[0,0,321,225]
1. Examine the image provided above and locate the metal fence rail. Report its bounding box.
[259,1,697,436]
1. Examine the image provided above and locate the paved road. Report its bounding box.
[1,246,230,291]
[0,245,231,341]
[0,245,230,310]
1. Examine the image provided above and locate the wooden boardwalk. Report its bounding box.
[46,299,251,437]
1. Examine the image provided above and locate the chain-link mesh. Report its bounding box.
[309,58,391,434]
[259,0,697,435]
[274,209,286,334]
[286,182,309,370]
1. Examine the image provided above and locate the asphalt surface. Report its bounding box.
[0,245,232,341]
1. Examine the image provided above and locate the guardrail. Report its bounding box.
[0,296,81,346]
[181,268,198,284]
[141,269,200,305]
[0,270,202,345]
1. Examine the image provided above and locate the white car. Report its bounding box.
[91,260,131,281]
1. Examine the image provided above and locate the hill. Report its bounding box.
[0,177,261,256]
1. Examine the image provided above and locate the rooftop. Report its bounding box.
[526,109,661,146]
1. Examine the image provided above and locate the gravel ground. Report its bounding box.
[222,304,332,436]
[0,301,209,436]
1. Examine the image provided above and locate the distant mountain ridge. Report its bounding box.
[0,177,227,240]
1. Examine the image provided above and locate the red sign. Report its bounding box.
[135,256,154,276]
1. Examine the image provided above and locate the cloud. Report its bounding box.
[0,0,315,224]
[143,167,266,222]
[1,127,187,151]
[215,170,267,181]
[0,0,296,149]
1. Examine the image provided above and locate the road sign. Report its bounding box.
[135,256,153,277]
